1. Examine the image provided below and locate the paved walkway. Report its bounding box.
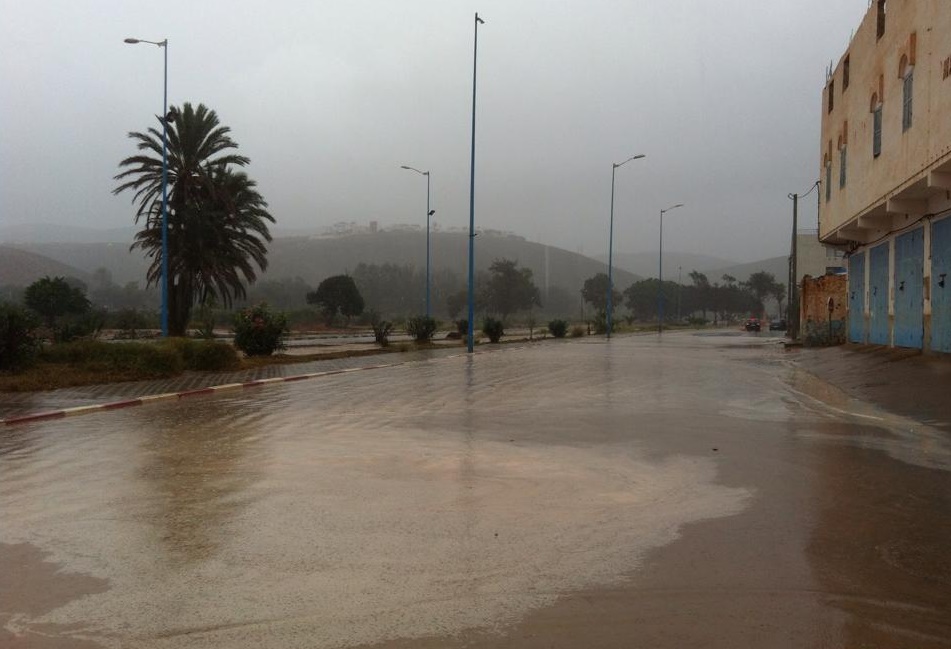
[0,346,465,421]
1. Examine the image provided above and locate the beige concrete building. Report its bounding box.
[819,0,951,352]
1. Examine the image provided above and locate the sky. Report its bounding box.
[1,0,870,263]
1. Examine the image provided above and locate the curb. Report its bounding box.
[0,343,538,428]
[1,361,410,427]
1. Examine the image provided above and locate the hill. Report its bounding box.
[706,256,789,285]
[595,251,737,280]
[0,246,90,287]
[11,230,639,297]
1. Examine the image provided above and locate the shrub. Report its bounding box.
[456,319,469,336]
[113,308,151,339]
[0,304,39,372]
[187,341,240,371]
[482,317,504,343]
[233,303,288,356]
[406,315,437,342]
[547,319,568,338]
[570,325,585,338]
[39,340,184,377]
[373,321,393,346]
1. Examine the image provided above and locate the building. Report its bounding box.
[819,0,951,352]
[796,230,846,279]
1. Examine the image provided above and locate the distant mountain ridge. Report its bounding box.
[2,231,639,296]
[0,246,90,286]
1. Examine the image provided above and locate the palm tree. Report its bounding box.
[114,103,274,335]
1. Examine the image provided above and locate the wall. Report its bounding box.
[801,274,848,346]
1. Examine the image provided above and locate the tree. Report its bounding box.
[483,259,540,321]
[745,271,779,311]
[23,276,90,329]
[114,102,274,336]
[581,273,620,312]
[307,275,365,325]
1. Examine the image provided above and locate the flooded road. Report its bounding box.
[2,333,950,647]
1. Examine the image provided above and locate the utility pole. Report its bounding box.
[788,192,800,341]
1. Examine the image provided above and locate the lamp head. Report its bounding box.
[400,165,411,170]
[429,210,436,216]
[124,38,140,44]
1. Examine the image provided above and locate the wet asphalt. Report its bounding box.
[1,331,949,648]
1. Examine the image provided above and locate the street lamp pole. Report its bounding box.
[467,12,485,354]
[607,154,645,339]
[125,37,170,337]
[658,203,684,334]
[401,166,435,317]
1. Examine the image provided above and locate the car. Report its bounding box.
[744,318,761,332]
[769,319,787,331]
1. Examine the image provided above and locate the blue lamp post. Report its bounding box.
[466,12,485,353]
[400,165,435,318]
[606,154,645,339]
[124,37,170,337]
[658,203,684,333]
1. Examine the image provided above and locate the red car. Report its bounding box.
[744,318,761,332]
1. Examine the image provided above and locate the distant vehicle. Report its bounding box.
[769,319,787,331]
[744,318,761,332]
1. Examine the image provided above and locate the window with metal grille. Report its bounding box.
[902,69,914,131]
[873,106,883,157]
[826,163,832,202]
[839,146,847,188]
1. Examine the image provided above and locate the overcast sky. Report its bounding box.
[1,0,869,262]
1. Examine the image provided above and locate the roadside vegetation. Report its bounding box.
[1,104,787,396]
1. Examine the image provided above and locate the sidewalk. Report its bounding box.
[0,346,462,421]
[792,344,951,432]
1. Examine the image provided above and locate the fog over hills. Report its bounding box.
[2,230,639,298]
[0,246,90,286]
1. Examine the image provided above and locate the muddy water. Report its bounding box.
[2,333,950,647]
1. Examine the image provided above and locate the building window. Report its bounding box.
[843,55,850,90]
[828,81,834,113]
[872,94,883,157]
[826,161,832,202]
[902,67,914,131]
[840,146,847,188]
[877,0,887,40]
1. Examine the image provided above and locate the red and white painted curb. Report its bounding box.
[1,361,410,427]
[0,344,536,427]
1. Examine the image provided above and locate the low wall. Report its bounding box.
[801,274,847,346]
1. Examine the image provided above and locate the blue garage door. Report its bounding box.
[932,217,951,353]
[893,228,924,349]
[848,253,866,343]
[868,243,890,345]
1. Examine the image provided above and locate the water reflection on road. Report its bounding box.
[2,332,949,648]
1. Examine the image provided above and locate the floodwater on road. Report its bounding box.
[2,332,950,648]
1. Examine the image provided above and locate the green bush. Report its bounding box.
[406,315,437,342]
[39,340,184,377]
[0,304,39,372]
[187,341,240,371]
[233,303,288,356]
[113,308,152,338]
[482,317,504,343]
[456,319,468,336]
[370,313,393,347]
[547,319,568,338]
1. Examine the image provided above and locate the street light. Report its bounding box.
[125,36,170,337]
[466,12,485,353]
[658,203,684,333]
[606,154,646,339]
[400,165,435,317]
